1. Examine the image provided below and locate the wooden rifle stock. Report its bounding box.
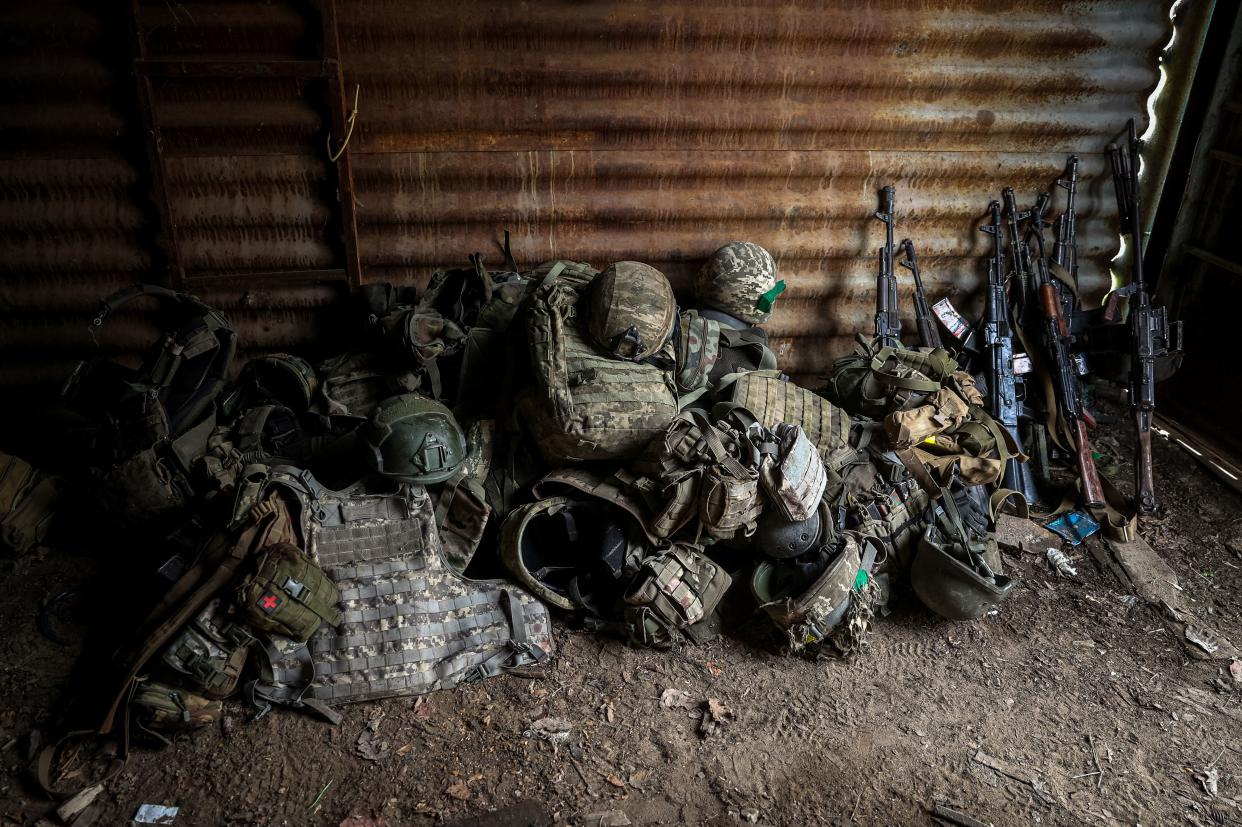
[1135,419,1156,513]
[1073,418,1105,508]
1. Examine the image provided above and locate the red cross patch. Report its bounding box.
[257,592,282,614]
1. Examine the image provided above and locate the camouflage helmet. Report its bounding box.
[364,394,467,485]
[586,261,677,361]
[694,242,782,325]
[500,497,642,612]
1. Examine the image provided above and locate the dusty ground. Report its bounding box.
[2,424,1241,827]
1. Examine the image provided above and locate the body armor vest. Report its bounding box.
[251,467,553,704]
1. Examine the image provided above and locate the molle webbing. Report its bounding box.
[263,471,553,704]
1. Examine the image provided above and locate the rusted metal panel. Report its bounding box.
[0,0,1182,390]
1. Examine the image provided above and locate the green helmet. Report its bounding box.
[587,261,677,361]
[365,394,466,484]
[694,242,781,325]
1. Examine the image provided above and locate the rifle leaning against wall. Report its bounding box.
[898,238,943,350]
[980,199,1039,506]
[873,185,902,348]
[1013,187,1106,509]
[1107,119,1184,514]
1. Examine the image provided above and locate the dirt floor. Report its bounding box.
[2,423,1242,827]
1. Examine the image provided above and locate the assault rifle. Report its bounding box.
[898,238,942,349]
[873,185,901,347]
[1053,155,1080,286]
[1108,119,1184,514]
[981,199,1038,505]
[1020,189,1106,508]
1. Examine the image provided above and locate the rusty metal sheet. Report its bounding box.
[0,0,1182,391]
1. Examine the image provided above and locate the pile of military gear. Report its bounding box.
[17,209,1107,794]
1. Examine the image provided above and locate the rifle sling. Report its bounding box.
[35,500,279,798]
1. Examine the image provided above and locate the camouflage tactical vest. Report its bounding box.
[716,371,853,470]
[252,467,553,703]
[521,265,678,462]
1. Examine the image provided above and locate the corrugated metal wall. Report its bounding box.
[0,1,1175,388]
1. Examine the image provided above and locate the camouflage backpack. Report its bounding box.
[62,285,237,529]
[519,264,678,463]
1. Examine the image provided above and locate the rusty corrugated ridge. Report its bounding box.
[1,1,1179,389]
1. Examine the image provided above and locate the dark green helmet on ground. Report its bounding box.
[365,394,467,484]
[587,261,677,361]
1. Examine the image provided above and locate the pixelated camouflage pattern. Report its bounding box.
[698,464,762,540]
[160,598,254,698]
[317,351,420,418]
[760,423,828,522]
[623,544,731,645]
[266,473,553,704]
[694,242,778,325]
[754,533,861,645]
[724,371,854,470]
[587,261,677,361]
[523,275,678,462]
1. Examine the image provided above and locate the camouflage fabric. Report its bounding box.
[674,310,722,394]
[694,242,779,325]
[699,463,762,540]
[526,259,599,291]
[131,681,222,738]
[848,474,932,574]
[161,597,255,699]
[236,542,342,643]
[435,419,495,573]
[825,342,1021,487]
[751,532,876,657]
[522,272,678,463]
[0,452,64,554]
[720,371,854,470]
[622,544,731,648]
[318,351,420,418]
[760,423,828,522]
[261,468,553,703]
[586,261,677,361]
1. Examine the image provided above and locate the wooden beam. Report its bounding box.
[135,58,336,79]
[183,268,350,289]
[1186,245,1242,277]
[128,0,184,288]
[319,0,363,291]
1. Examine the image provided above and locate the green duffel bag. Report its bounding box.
[236,542,342,643]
